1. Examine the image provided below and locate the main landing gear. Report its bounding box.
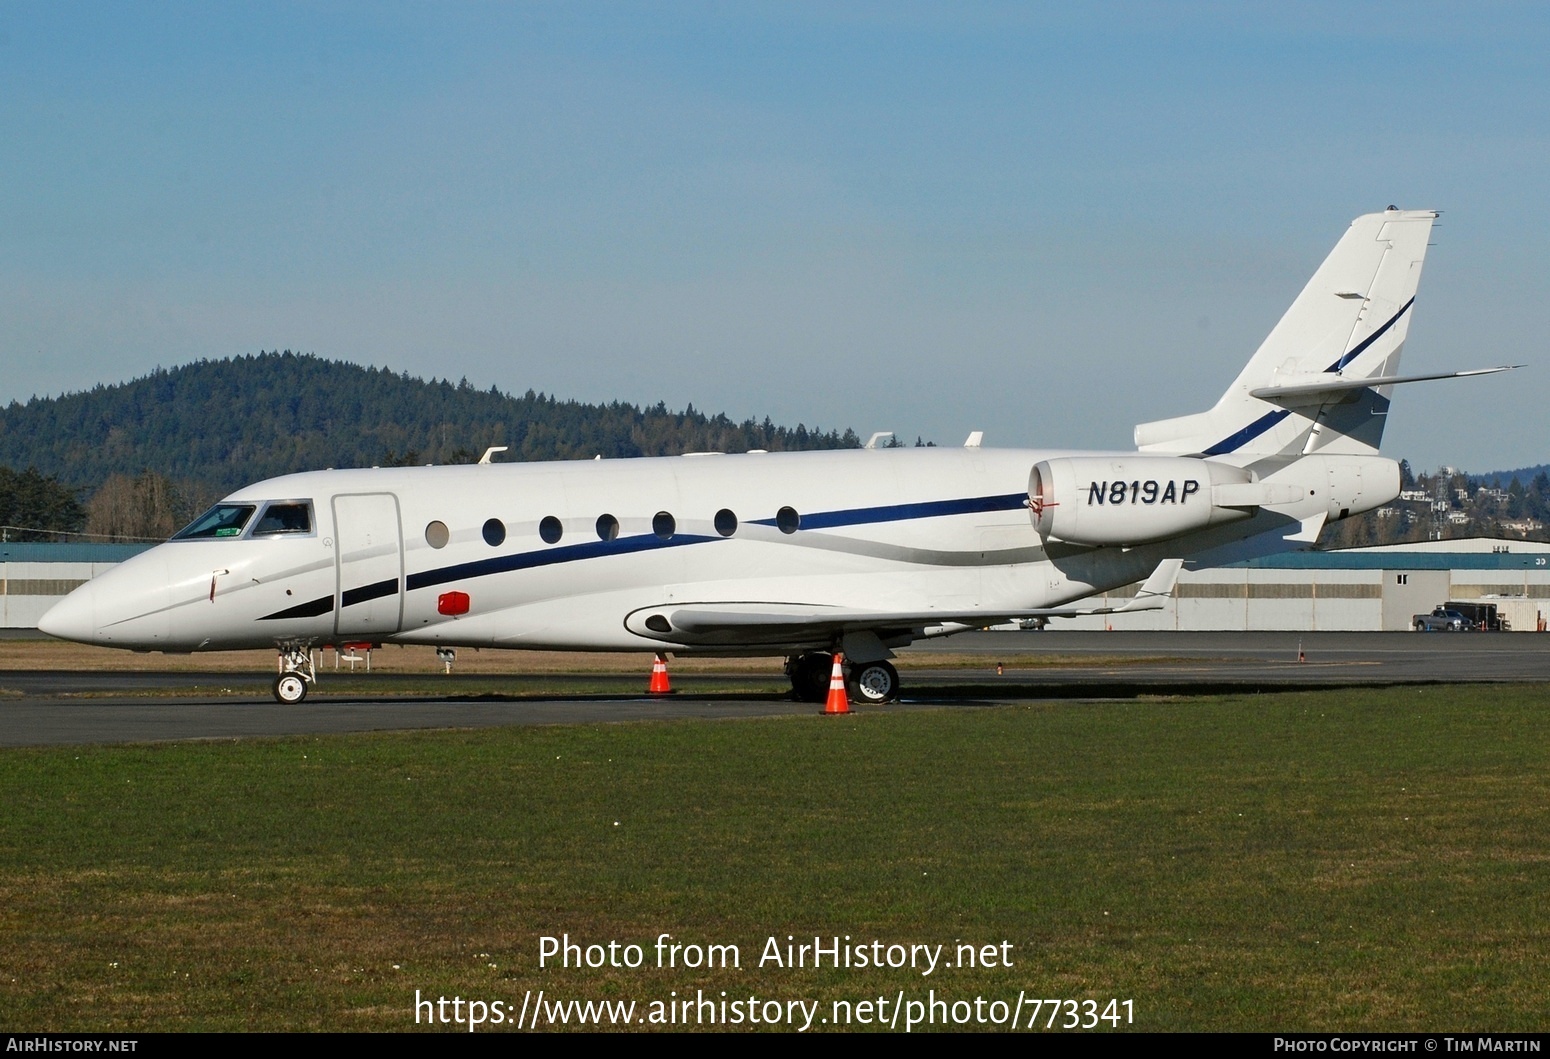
[273,640,317,704]
[785,651,900,704]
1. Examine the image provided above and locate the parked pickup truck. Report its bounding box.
[1413,607,1475,632]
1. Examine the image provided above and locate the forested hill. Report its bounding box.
[0,352,859,496]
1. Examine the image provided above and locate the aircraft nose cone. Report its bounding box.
[38,582,98,644]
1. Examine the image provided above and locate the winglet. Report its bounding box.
[1115,558,1184,613]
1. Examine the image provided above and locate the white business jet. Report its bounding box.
[40,209,1510,704]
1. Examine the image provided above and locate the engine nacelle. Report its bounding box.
[1298,453,1401,522]
[1029,456,1256,546]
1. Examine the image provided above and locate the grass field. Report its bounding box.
[2,684,1546,1032]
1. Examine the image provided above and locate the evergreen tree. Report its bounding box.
[0,466,86,541]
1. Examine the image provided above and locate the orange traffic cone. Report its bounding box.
[823,652,850,715]
[648,653,673,695]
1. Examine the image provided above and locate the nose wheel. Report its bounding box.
[272,640,317,704]
[273,672,309,704]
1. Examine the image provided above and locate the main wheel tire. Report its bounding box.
[273,672,309,704]
[787,653,833,703]
[849,660,899,704]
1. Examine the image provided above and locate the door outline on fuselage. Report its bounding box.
[332,492,405,637]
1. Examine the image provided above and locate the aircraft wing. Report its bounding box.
[644,560,1184,641]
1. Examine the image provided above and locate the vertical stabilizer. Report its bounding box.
[1134,208,1438,461]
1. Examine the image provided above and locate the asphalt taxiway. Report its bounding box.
[2,631,1545,747]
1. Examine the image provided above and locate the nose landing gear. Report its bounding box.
[273,640,317,704]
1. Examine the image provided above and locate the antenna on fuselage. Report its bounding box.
[479,446,508,465]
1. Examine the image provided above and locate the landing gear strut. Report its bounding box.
[273,640,316,704]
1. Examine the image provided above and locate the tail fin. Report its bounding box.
[1135,208,1438,461]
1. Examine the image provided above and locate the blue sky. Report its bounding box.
[2,3,1546,473]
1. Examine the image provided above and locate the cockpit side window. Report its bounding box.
[252,501,314,536]
[172,504,257,540]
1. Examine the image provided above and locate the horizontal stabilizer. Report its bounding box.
[1249,364,1518,402]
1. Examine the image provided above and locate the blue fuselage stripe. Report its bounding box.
[260,491,1036,620]
[750,493,1029,531]
[405,532,718,592]
[408,493,1029,591]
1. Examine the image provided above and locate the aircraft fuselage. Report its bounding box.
[38,445,1362,656]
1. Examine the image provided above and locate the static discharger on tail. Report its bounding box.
[39,209,1514,705]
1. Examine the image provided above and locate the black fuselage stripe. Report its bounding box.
[259,595,335,620]
[342,578,399,608]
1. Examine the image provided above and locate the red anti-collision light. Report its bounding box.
[438,591,470,616]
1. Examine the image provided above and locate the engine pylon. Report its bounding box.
[823,652,850,715]
[648,653,673,695]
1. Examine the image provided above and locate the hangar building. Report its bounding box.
[1,542,148,630]
[1056,538,1550,632]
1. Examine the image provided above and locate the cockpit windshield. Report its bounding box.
[172,504,256,540]
[252,501,313,536]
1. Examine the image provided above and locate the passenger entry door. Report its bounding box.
[332,493,404,637]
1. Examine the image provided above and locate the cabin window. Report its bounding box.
[714,508,738,537]
[425,521,450,549]
[173,504,256,540]
[596,514,620,541]
[483,518,506,547]
[539,516,563,544]
[251,501,314,536]
[776,506,801,534]
[652,511,676,539]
